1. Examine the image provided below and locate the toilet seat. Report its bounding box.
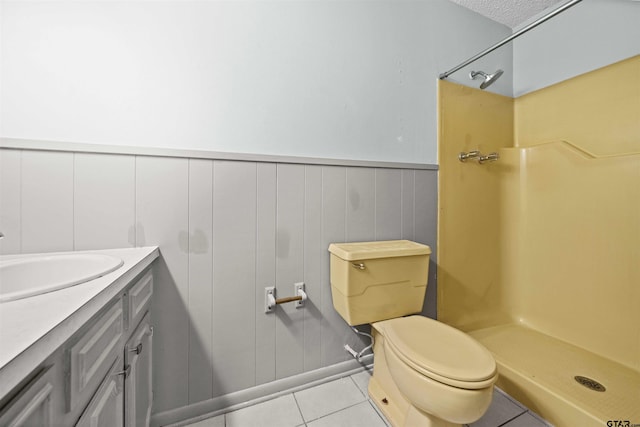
[380,316,497,389]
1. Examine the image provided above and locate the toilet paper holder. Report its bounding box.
[265,283,307,313]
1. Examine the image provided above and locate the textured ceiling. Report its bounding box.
[448,0,566,28]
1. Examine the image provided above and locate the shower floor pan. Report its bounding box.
[469,324,640,427]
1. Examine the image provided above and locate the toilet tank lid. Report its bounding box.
[328,240,431,261]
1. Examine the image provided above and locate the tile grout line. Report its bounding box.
[294,375,371,425]
[496,411,532,427]
[348,374,367,399]
[180,375,549,427]
[291,391,305,425]
[495,387,527,411]
[301,398,373,425]
[367,399,391,426]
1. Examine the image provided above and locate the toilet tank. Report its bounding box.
[328,240,431,326]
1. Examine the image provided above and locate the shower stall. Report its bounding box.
[437,2,639,425]
[437,52,639,427]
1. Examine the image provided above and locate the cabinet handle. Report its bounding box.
[129,343,143,355]
[114,365,131,379]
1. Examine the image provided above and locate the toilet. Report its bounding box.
[329,240,497,427]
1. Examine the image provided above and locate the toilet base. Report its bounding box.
[368,328,462,427]
[369,377,459,427]
[368,376,405,426]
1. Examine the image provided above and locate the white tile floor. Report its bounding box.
[182,369,552,427]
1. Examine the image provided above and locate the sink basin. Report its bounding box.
[0,254,124,303]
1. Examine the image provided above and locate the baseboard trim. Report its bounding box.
[151,355,374,427]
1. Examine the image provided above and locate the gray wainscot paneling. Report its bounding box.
[303,165,323,372]
[401,170,416,240]
[136,156,190,412]
[74,153,136,250]
[0,146,438,419]
[212,161,258,397]
[375,168,403,241]
[275,164,306,380]
[320,166,349,366]
[346,167,375,243]
[187,159,214,404]
[0,149,21,254]
[415,169,438,318]
[255,163,277,386]
[22,150,74,253]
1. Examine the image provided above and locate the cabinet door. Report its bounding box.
[0,367,55,427]
[67,299,124,412]
[75,357,124,427]
[125,313,153,427]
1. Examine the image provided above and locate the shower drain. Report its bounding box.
[574,375,606,392]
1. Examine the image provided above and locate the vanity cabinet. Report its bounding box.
[67,298,125,413]
[75,270,154,427]
[0,367,55,426]
[0,268,154,427]
[125,312,153,427]
[75,357,125,427]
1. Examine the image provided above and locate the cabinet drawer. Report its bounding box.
[67,299,123,412]
[128,271,153,330]
[0,366,55,426]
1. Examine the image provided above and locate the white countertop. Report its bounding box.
[0,246,159,398]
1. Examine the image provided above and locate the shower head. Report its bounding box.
[469,69,504,89]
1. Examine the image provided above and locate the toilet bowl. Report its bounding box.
[328,240,498,427]
[371,316,497,426]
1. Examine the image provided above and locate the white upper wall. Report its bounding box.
[0,0,511,165]
[513,0,640,96]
